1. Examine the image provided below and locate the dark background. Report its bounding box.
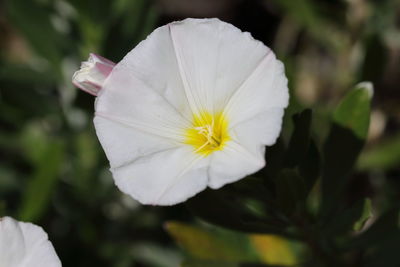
[1,0,399,266]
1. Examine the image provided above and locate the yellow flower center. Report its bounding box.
[185,111,230,156]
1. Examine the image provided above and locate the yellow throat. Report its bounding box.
[185,111,230,156]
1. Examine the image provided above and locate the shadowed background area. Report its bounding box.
[0,0,400,266]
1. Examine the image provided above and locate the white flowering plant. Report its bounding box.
[2,0,399,265]
[70,18,379,266]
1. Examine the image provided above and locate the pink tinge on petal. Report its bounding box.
[72,53,116,96]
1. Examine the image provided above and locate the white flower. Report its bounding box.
[73,18,289,205]
[0,217,61,267]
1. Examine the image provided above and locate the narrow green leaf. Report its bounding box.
[19,141,64,221]
[298,140,320,196]
[353,198,372,231]
[275,169,306,216]
[284,109,312,168]
[263,138,286,181]
[320,82,373,221]
[18,125,64,222]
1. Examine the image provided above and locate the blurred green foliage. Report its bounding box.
[1,0,400,266]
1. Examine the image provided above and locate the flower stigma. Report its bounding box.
[185,111,230,156]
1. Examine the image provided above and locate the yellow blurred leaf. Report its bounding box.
[165,221,255,262]
[250,234,297,265]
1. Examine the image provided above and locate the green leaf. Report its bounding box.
[19,140,64,221]
[333,82,373,140]
[275,169,306,216]
[230,178,280,223]
[320,82,373,221]
[353,198,372,231]
[186,189,290,237]
[357,134,400,171]
[281,110,319,203]
[249,234,299,266]
[230,177,275,205]
[344,207,399,250]
[284,109,312,168]
[323,198,366,236]
[165,221,256,262]
[263,138,286,180]
[18,124,64,221]
[298,140,320,196]
[166,222,298,266]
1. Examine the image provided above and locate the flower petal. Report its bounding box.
[0,217,61,267]
[232,108,285,148]
[94,62,193,169]
[96,63,190,133]
[94,116,178,168]
[208,108,284,188]
[116,23,192,119]
[111,146,209,205]
[169,18,272,114]
[208,141,265,189]
[0,217,25,266]
[224,58,289,128]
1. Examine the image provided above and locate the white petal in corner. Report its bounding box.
[0,217,61,267]
[112,146,210,205]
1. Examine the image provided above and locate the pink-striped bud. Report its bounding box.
[72,53,116,96]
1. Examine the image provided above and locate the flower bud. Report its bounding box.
[72,53,115,96]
